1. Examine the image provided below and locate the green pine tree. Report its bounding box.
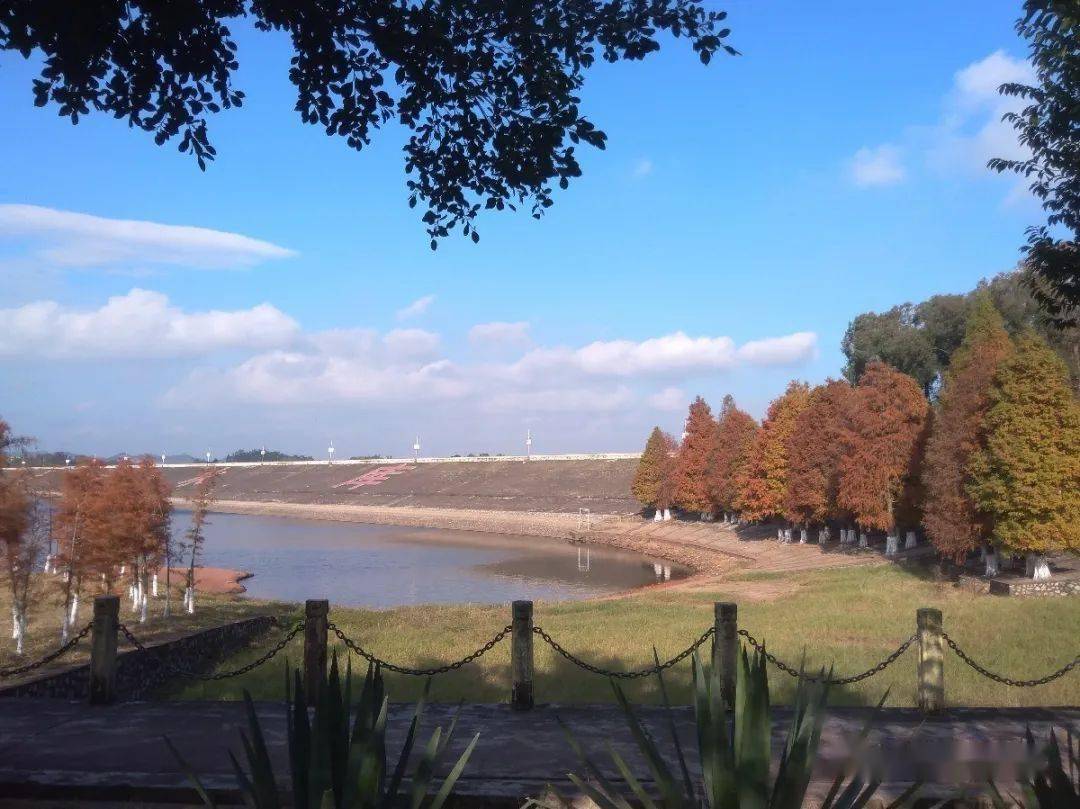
[967,332,1080,572]
[631,427,669,510]
[922,292,1014,562]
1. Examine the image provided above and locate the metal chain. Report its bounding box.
[532,625,716,679]
[738,629,916,686]
[328,622,512,676]
[118,620,305,681]
[0,621,93,679]
[943,632,1079,687]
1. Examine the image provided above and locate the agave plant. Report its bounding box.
[540,645,918,809]
[166,655,478,809]
[987,727,1078,808]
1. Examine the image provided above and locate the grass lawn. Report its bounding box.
[165,564,1080,708]
[0,578,289,684]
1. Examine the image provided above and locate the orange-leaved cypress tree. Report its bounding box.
[783,379,855,530]
[922,293,1014,562]
[967,332,1080,577]
[708,395,758,517]
[632,426,670,510]
[735,381,810,522]
[674,396,717,515]
[838,362,928,537]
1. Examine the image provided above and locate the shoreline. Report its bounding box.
[173,498,725,581]
[179,497,603,538]
[174,499,887,599]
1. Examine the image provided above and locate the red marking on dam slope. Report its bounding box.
[333,464,411,490]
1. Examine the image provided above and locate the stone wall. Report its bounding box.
[0,616,276,700]
[988,578,1080,597]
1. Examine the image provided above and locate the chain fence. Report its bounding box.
[17,612,1074,695]
[737,629,916,686]
[328,621,512,675]
[942,632,1079,688]
[532,625,716,679]
[0,621,93,679]
[118,620,305,681]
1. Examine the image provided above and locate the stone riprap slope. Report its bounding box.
[31,458,641,515]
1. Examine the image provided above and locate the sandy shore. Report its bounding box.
[165,566,253,595]
[175,498,601,539]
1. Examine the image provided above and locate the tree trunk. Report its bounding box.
[799,524,808,544]
[1028,553,1051,580]
[984,547,999,577]
[905,530,917,550]
[662,508,672,521]
[858,531,868,549]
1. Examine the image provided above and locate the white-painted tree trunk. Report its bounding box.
[14,611,24,655]
[662,509,672,521]
[1028,553,1051,580]
[11,606,18,639]
[701,511,712,522]
[139,592,148,624]
[858,532,868,549]
[69,592,79,625]
[799,528,808,544]
[984,549,999,577]
[885,535,899,556]
[653,509,663,522]
[905,531,917,550]
[60,611,69,644]
[185,586,195,615]
[152,573,159,597]
[776,528,783,541]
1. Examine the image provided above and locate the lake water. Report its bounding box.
[175,510,687,608]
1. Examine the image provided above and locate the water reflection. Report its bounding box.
[175,510,688,608]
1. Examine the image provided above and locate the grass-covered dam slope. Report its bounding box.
[32,458,641,514]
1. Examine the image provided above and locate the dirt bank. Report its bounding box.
[165,566,253,595]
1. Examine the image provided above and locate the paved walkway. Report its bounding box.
[0,699,1075,804]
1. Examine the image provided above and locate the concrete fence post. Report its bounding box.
[89,595,119,705]
[511,600,534,710]
[713,602,738,707]
[304,599,329,706]
[917,607,944,714]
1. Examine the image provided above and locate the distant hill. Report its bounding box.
[225,449,315,463]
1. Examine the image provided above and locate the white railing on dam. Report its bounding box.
[24,452,641,471]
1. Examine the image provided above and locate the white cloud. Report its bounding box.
[632,158,654,178]
[735,332,818,365]
[484,387,635,414]
[396,294,435,321]
[508,331,815,379]
[952,50,1033,109]
[469,321,531,349]
[646,387,686,411]
[0,204,295,271]
[118,305,815,420]
[931,51,1035,174]
[849,145,906,187]
[847,51,1036,196]
[174,352,469,407]
[0,289,299,359]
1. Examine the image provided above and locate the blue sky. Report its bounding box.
[0,1,1042,458]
